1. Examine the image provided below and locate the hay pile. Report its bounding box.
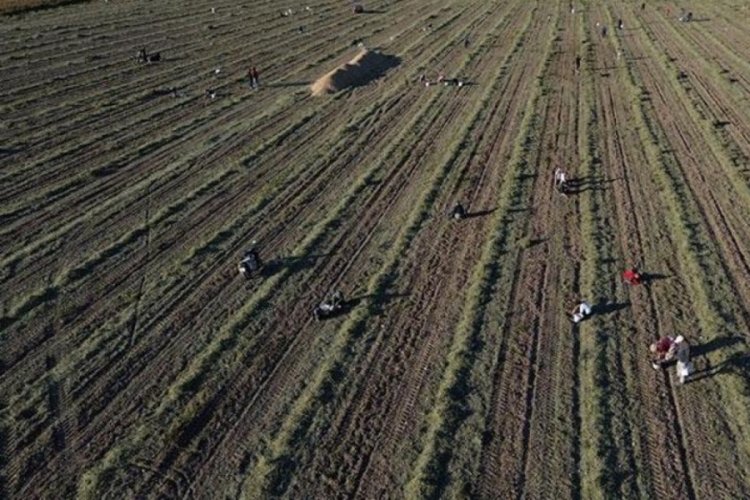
[310,49,398,96]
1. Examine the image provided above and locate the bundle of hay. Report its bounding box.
[310,49,399,96]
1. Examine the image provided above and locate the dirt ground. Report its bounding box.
[1,0,750,498]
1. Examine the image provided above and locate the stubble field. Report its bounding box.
[1,0,750,498]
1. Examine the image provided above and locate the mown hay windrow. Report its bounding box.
[310,49,400,96]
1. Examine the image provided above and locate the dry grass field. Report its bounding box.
[1,0,750,498]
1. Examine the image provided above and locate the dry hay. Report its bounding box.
[310,49,399,96]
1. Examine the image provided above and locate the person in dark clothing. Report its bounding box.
[239,247,262,277]
[251,67,260,88]
[450,202,466,220]
[575,55,581,73]
[314,291,345,320]
[617,18,624,30]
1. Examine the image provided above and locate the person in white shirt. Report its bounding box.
[571,300,591,323]
[554,167,567,193]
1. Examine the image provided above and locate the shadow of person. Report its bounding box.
[691,336,743,358]
[687,351,750,383]
[0,146,24,158]
[592,300,630,315]
[641,272,671,284]
[347,292,409,309]
[565,176,618,195]
[260,253,331,277]
[266,81,312,88]
[464,208,496,219]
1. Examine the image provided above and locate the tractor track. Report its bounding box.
[312,28,541,499]
[470,6,608,499]
[472,7,575,494]
[346,5,559,498]
[590,20,695,495]
[518,9,584,499]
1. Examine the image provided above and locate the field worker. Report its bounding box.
[251,67,260,88]
[571,300,591,323]
[622,267,643,286]
[450,202,466,220]
[554,167,567,191]
[674,336,693,384]
[575,55,581,73]
[601,25,608,38]
[641,3,645,10]
[617,18,624,30]
[650,336,675,368]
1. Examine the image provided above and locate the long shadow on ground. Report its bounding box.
[261,253,331,277]
[565,175,618,194]
[464,208,496,219]
[592,300,630,315]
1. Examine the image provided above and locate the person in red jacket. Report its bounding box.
[623,267,643,285]
[650,336,676,368]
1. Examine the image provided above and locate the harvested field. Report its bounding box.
[1,0,749,498]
